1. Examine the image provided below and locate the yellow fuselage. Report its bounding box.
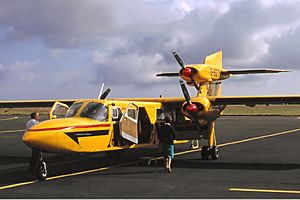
[23,100,163,153]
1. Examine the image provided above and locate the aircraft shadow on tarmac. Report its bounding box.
[0,148,160,185]
[155,159,300,171]
[0,155,30,165]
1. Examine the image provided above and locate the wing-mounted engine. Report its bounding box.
[180,81,224,127]
[181,96,210,119]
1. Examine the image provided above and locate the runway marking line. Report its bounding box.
[1,127,300,191]
[0,129,25,134]
[169,127,300,157]
[47,167,110,181]
[219,128,300,148]
[0,181,36,190]
[0,160,142,191]
[0,117,18,121]
[229,188,300,194]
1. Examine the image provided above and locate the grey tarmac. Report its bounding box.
[0,115,300,198]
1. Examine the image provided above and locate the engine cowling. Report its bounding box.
[181,96,210,119]
[179,67,198,86]
[181,97,221,127]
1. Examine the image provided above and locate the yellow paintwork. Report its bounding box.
[180,64,221,83]
[180,51,223,84]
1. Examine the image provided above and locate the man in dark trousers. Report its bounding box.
[157,115,176,173]
[26,112,41,172]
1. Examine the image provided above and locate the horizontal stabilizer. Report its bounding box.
[222,69,289,75]
[156,72,179,77]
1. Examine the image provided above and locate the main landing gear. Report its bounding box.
[29,149,48,181]
[201,122,219,160]
[201,146,219,160]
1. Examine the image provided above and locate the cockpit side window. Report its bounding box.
[80,102,108,121]
[65,102,83,118]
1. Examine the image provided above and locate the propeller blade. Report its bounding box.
[172,52,185,69]
[179,80,191,104]
[156,72,179,77]
[173,52,200,91]
[99,88,111,99]
[190,76,200,91]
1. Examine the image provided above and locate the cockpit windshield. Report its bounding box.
[80,102,108,121]
[65,102,83,118]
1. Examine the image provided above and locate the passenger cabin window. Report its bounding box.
[156,109,165,121]
[127,108,137,119]
[80,102,108,121]
[65,102,83,118]
[112,107,122,121]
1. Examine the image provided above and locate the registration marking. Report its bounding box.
[0,127,300,191]
[229,188,300,194]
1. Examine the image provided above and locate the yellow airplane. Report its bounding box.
[1,51,300,181]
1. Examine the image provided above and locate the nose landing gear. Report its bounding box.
[35,161,48,181]
[29,149,48,181]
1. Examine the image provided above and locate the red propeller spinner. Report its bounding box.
[182,67,193,77]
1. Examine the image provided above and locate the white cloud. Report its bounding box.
[0,60,39,83]
[0,0,300,99]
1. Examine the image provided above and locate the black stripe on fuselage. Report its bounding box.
[65,130,109,144]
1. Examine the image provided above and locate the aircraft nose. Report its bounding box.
[23,130,58,151]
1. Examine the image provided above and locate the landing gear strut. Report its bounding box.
[201,122,219,160]
[201,146,219,160]
[29,149,48,181]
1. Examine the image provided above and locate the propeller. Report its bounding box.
[179,80,222,126]
[180,80,191,104]
[173,52,200,91]
[179,80,200,114]
[179,80,203,130]
[99,88,111,99]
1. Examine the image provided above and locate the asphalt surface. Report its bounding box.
[0,115,300,198]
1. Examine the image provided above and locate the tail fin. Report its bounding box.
[200,51,223,97]
[204,51,222,69]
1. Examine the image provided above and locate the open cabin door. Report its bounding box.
[120,103,139,144]
[49,101,69,120]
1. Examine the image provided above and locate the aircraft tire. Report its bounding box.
[210,146,219,160]
[36,161,48,181]
[201,146,209,160]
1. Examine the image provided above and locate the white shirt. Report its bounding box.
[26,119,39,130]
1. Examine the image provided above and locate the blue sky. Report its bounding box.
[1,0,300,100]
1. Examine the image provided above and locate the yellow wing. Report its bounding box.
[208,95,300,107]
[0,99,79,108]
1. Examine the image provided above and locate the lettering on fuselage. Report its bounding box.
[65,130,109,144]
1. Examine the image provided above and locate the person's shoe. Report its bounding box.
[167,168,172,173]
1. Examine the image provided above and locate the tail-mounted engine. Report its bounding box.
[179,67,198,87]
[179,65,213,86]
